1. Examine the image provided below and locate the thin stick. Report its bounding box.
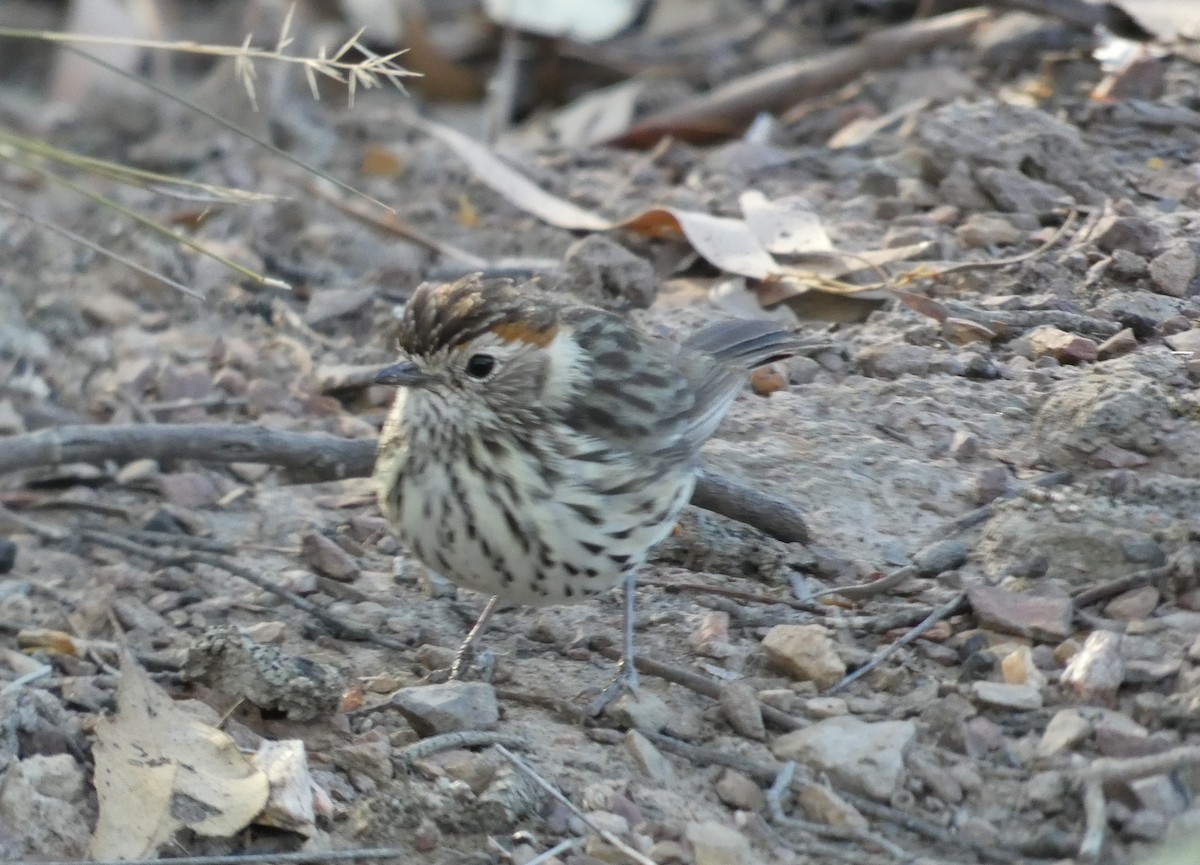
[585,639,805,730]
[22,849,414,865]
[525,839,580,865]
[495,745,656,865]
[0,664,53,695]
[79,529,410,651]
[765,762,911,862]
[393,730,526,766]
[824,592,966,694]
[0,197,203,299]
[0,424,809,541]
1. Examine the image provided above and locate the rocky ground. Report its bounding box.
[2,3,1200,864]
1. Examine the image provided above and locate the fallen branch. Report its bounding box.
[1079,746,1200,861]
[0,423,810,543]
[608,8,991,146]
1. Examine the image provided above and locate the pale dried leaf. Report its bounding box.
[482,0,642,41]
[91,652,269,859]
[1107,1,1200,41]
[739,191,834,256]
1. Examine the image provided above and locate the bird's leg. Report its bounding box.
[587,572,640,715]
[449,595,500,680]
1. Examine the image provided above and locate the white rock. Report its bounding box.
[685,820,752,865]
[1037,708,1092,758]
[771,716,916,801]
[970,681,1043,710]
[762,624,846,688]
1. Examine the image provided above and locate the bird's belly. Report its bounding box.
[391,448,695,607]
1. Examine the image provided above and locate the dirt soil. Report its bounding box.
[2,5,1200,865]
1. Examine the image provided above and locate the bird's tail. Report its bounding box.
[683,319,809,369]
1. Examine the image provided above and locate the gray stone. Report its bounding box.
[966,583,1074,641]
[1031,366,1171,466]
[717,681,765,740]
[608,691,674,734]
[685,820,753,865]
[970,681,1043,710]
[762,624,846,689]
[391,682,499,735]
[912,539,969,577]
[0,755,90,858]
[559,234,657,309]
[1094,214,1163,257]
[624,730,674,783]
[1149,241,1196,296]
[1038,708,1092,758]
[714,769,765,812]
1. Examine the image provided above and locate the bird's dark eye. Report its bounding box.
[464,354,496,379]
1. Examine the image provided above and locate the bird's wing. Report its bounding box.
[558,310,748,460]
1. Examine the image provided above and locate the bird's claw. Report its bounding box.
[586,655,639,716]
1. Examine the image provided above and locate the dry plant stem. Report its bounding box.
[392,730,526,767]
[935,302,1121,338]
[815,565,916,601]
[642,578,827,614]
[78,529,409,651]
[825,592,967,694]
[926,209,1079,278]
[766,761,911,862]
[64,47,395,216]
[611,8,991,145]
[0,664,53,696]
[1079,746,1200,860]
[524,839,580,865]
[585,640,805,731]
[1079,776,1107,862]
[305,179,487,266]
[0,197,201,299]
[643,732,1021,864]
[22,849,417,865]
[920,469,1073,545]
[0,424,374,479]
[495,745,657,865]
[0,424,809,542]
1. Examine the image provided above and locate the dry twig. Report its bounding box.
[0,424,810,542]
[78,528,409,651]
[23,849,415,865]
[825,592,966,694]
[765,762,911,864]
[393,731,525,767]
[1078,746,1200,860]
[584,639,805,731]
[495,745,656,865]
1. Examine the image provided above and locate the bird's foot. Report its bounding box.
[586,654,639,717]
[444,642,496,684]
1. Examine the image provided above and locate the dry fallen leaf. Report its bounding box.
[90,652,269,859]
[251,740,319,835]
[530,80,645,147]
[616,208,781,279]
[413,115,937,321]
[481,0,641,41]
[739,191,834,256]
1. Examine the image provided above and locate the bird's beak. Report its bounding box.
[374,360,433,388]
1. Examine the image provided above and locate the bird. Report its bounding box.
[373,274,803,710]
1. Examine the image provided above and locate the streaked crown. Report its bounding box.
[398,275,560,359]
